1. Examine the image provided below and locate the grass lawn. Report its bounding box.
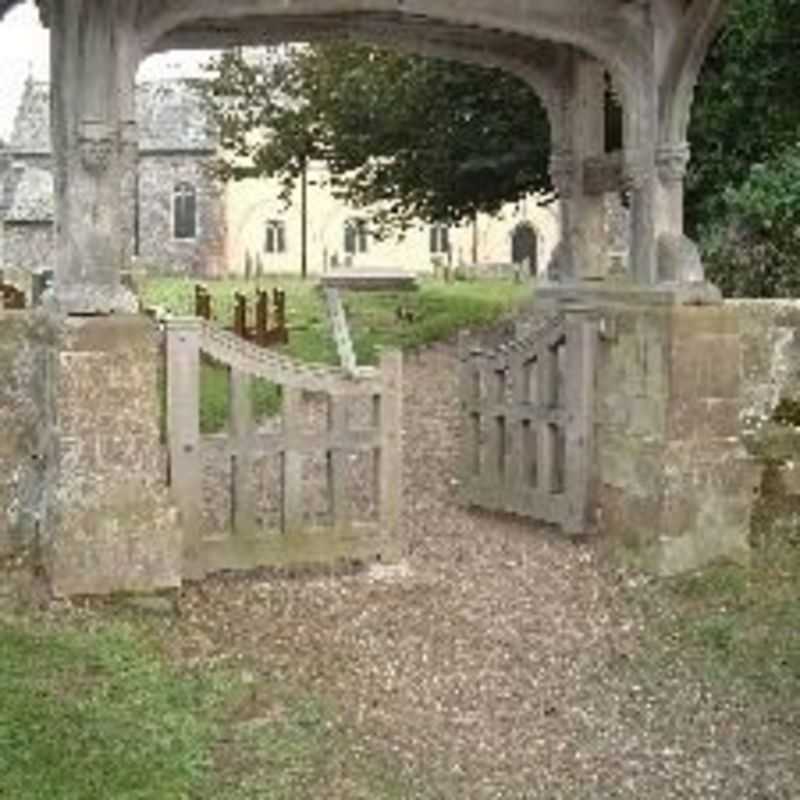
[0,616,440,800]
[641,542,800,702]
[142,275,532,432]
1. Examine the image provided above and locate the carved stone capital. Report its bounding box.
[79,120,116,175]
[549,150,576,199]
[622,149,654,192]
[657,143,691,184]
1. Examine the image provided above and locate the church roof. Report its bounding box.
[9,77,215,154]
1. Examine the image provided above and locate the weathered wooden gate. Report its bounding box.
[166,318,402,578]
[460,308,597,534]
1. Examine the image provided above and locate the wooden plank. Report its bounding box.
[166,318,203,540]
[378,350,403,537]
[282,386,304,535]
[323,287,357,373]
[328,397,352,533]
[230,367,257,535]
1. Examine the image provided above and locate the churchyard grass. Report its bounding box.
[631,541,800,703]
[0,620,221,799]
[0,616,442,799]
[142,275,531,431]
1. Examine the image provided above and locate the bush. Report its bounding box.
[701,144,800,297]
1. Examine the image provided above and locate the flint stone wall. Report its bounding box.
[45,316,182,596]
[730,300,800,550]
[136,154,226,277]
[2,223,55,272]
[0,310,54,556]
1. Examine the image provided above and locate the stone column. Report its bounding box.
[623,79,658,286]
[548,55,608,282]
[656,141,691,237]
[48,0,141,314]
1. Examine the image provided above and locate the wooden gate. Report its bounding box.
[460,308,597,534]
[166,318,402,578]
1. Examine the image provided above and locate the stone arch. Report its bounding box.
[658,0,728,146]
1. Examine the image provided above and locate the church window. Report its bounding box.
[344,218,369,255]
[265,220,287,253]
[429,224,450,255]
[173,182,197,240]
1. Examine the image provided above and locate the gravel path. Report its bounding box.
[168,343,799,799]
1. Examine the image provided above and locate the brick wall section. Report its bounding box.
[0,311,53,556]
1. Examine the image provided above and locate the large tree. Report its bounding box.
[687,0,800,233]
[203,43,553,231]
[688,0,800,296]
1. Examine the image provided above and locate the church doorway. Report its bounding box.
[511,223,538,275]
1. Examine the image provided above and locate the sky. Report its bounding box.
[0,1,212,141]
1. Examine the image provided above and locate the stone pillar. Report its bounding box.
[548,55,608,281]
[591,293,760,575]
[656,141,691,237]
[45,316,183,596]
[48,0,141,314]
[620,58,660,287]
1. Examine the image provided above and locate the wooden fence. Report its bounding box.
[0,282,26,310]
[194,284,288,347]
[166,317,402,577]
[459,308,597,534]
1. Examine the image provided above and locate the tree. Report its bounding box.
[687,0,800,235]
[202,43,553,231]
[687,0,800,296]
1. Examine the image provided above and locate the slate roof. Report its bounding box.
[2,77,215,223]
[10,77,215,154]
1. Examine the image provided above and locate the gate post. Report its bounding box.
[563,307,597,533]
[166,318,202,540]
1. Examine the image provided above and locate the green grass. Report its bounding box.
[0,620,222,799]
[0,618,444,799]
[638,543,800,701]
[143,275,530,432]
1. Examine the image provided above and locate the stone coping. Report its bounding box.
[535,279,722,308]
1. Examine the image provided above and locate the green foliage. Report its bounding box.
[700,144,800,297]
[689,0,800,235]
[203,44,552,230]
[0,622,222,799]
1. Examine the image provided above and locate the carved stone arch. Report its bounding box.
[139,0,644,91]
[658,0,727,144]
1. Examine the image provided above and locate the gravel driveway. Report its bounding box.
[169,343,799,799]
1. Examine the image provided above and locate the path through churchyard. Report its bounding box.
[162,343,799,798]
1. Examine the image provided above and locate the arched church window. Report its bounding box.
[173,182,197,240]
[429,224,450,255]
[344,218,369,255]
[265,220,287,254]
